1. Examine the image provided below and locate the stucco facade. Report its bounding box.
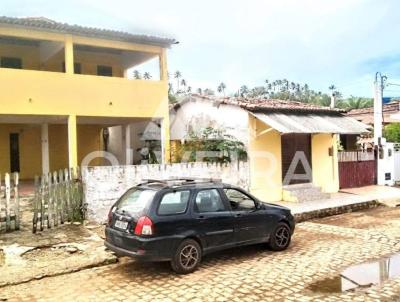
[0,17,174,178]
[172,95,366,202]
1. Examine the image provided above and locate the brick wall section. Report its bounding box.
[82,162,249,223]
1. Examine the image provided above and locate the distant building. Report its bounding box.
[346,101,400,149]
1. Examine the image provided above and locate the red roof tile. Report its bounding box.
[183,94,344,113]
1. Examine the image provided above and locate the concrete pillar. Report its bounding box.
[68,115,78,168]
[124,124,132,164]
[161,117,171,164]
[159,48,168,81]
[41,124,50,174]
[64,35,74,74]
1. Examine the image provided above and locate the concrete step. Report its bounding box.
[283,183,330,202]
[283,183,314,191]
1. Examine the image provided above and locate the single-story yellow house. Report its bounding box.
[170,95,368,202]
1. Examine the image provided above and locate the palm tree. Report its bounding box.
[218,82,227,96]
[344,96,373,109]
[174,71,182,91]
[277,79,282,91]
[187,86,192,93]
[239,85,249,97]
[282,79,289,92]
[181,79,187,92]
[143,72,151,80]
[133,70,141,80]
[204,88,215,95]
[197,88,202,95]
[328,85,336,95]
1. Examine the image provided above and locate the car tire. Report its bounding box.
[268,222,291,251]
[170,239,202,274]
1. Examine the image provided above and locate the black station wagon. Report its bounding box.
[105,178,295,274]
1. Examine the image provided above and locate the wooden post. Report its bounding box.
[53,171,59,227]
[5,173,11,232]
[13,173,20,230]
[64,169,73,222]
[46,173,52,229]
[33,175,39,233]
[40,175,45,231]
[59,170,65,224]
[0,174,3,233]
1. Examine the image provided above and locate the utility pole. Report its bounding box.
[374,72,395,186]
[330,92,336,109]
[373,72,386,145]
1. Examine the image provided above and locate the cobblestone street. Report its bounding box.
[1,207,400,302]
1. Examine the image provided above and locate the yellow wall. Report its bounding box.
[311,133,339,193]
[48,124,68,172]
[0,124,105,179]
[0,124,42,179]
[248,116,283,202]
[0,26,171,171]
[77,125,103,166]
[248,115,340,201]
[0,68,169,119]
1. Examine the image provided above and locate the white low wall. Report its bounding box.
[82,162,249,223]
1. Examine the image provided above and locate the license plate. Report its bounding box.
[114,220,128,230]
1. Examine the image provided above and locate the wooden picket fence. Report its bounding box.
[0,172,20,233]
[32,168,85,233]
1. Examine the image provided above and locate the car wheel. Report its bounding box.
[269,222,291,251]
[171,239,202,274]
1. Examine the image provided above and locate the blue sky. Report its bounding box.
[2,0,400,97]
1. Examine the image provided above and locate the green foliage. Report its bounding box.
[384,123,400,143]
[339,96,373,109]
[182,127,247,163]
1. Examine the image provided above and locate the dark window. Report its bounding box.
[97,65,112,77]
[62,62,82,74]
[224,189,256,211]
[1,57,22,69]
[9,133,20,173]
[195,189,227,213]
[158,190,190,215]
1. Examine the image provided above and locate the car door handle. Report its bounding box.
[197,215,206,220]
[235,213,242,217]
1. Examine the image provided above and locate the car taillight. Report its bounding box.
[134,216,153,236]
[107,208,114,225]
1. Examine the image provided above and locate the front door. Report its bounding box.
[192,189,235,252]
[9,133,20,173]
[223,188,269,244]
[281,134,312,185]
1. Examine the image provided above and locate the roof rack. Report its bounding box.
[139,178,222,186]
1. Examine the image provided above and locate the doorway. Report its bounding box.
[9,133,20,173]
[281,134,312,185]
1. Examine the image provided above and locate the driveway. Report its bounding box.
[1,207,400,301]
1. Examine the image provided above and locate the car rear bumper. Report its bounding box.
[104,241,169,262]
[104,226,177,262]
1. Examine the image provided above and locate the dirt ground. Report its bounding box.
[315,206,400,229]
[1,206,400,301]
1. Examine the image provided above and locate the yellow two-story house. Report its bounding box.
[0,16,176,179]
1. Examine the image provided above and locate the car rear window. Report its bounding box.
[158,190,190,215]
[116,188,156,215]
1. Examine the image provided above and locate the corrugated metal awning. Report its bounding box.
[251,112,369,134]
